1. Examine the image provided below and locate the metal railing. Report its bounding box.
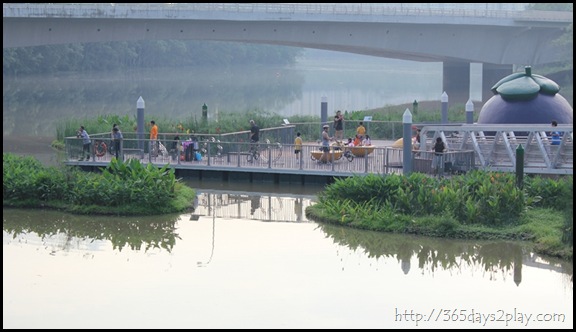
[5,3,570,23]
[64,123,573,175]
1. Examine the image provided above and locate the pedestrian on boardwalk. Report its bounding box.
[432,137,446,176]
[249,119,260,143]
[77,125,91,161]
[294,132,303,160]
[320,124,333,163]
[356,121,366,140]
[333,110,344,142]
[150,120,159,156]
[110,123,118,140]
[550,120,562,145]
[112,126,123,160]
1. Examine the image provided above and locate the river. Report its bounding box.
[2,51,572,329]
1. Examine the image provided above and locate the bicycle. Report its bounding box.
[247,139,282,163]
[247,140,260,163]
[331,141,354,162]
[264,139,283,163]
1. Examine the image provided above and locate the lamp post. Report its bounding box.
[441,91,448,124]
[466,99,474,124]
[137,96,145,159]
[321,96,328,132]
[403,108,413,175]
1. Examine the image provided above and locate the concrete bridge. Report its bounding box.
[3,3,573,104]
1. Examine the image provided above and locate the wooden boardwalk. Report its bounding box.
[65,124,573,183]
[68,140,406,184]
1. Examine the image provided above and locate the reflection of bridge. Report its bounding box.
[191,190,316,223]
[3,3,572,103]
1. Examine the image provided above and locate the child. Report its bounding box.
[344,137,354,147]
[294,132,303,160]
[353,134,362,147]
[362,134,372,146]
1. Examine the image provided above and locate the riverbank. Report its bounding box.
[305,173,573,261]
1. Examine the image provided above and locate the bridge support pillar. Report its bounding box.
[481,63,513,102]
[443,61,470,107]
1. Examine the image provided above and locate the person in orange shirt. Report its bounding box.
[150,120,159,156]
[353,134,362,147]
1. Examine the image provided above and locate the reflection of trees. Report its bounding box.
[3,208,180,252]
[318,223,573,283]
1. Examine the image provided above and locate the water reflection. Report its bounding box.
[3,189,573,329]
[318,223,573,285]
[3,208,181,253]
[3,193,572,285]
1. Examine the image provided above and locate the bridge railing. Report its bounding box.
[419,124,573,175]
[4,3,571,22]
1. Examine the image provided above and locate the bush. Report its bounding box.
[3,153,192,215]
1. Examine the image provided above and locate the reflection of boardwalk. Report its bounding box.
[522,252,567,273]
[190,190,316,223]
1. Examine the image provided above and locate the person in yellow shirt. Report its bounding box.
[356,121,366,140]
[294,132,303,160]
[150,120,159,156]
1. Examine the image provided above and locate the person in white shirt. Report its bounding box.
[362,134,372,146]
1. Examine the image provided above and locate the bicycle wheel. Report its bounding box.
[345,152,354,162]
[247,149,258,162]
[270,142,282,162]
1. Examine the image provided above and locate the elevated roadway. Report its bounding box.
[4,3,573,103]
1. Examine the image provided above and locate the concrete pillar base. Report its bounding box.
[443,61,470,107]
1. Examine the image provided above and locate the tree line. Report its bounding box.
[3,40,303,76]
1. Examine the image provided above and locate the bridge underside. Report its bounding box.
[3,15,563,105]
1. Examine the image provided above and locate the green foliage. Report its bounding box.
[527,3,573,11]
[3,153,69,205]
[3,153,194,215]
[524,175,573,210]
[308,170,572,260]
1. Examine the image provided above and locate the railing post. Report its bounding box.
[402,108,413,175]
[516,144,524,189]
[441,92,448,124]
